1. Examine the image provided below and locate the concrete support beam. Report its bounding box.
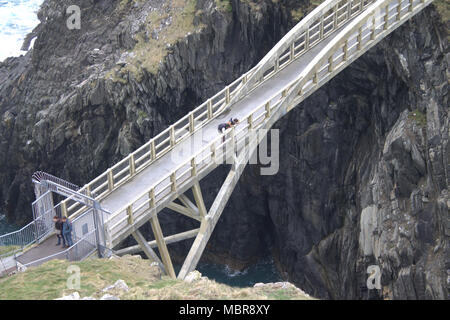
[167,202,201,221]
[177,133,260,280]
[192,181,207,217]
[150,215,176,279]
[115,229,200,256]
[132,229,165,273]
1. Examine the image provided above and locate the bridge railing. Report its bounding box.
[103,0,433,244]
[104,78,294,244]
[280,0,431,112]
[228,0,377,105]
[65,0,377,221]
[0,192,57,258]
[65,69,259,220]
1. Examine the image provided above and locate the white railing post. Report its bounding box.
[225,86,230,104]
[347,0,352,19]
[357,26,362,50]
[189,112,195,133]
[265,102,271,119]
[290,43,295,60]
[211,143,216,163]
[207,99,213,119]
[344,39,348,61]
[170,127,175,147]
[396,0,402,20]
[129,154,136,176]
[191,158,197,177]
[170,173,177,192]
[107,169,114,191]
[328,56,333,72]
[371,16,376,40]
[408,0,413,11]
[149,189,155,208]
[150,140,156,160]
[127,206,133,225]
[247,114,253,130]
[333,4,338,29]
[384,5,389,30]
[86,184,92,198]
[305,28,310,50]
[319,15,324,39]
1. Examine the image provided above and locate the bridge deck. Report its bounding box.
[99,21,351,218]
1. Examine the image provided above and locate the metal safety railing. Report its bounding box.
[0,204,55,259]
[22,228,99,268]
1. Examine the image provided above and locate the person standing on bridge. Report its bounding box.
[62,217,73,248]
[218,118,239,142]
[53,216,66,247]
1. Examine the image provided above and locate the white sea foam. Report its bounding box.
[0,0,44,62]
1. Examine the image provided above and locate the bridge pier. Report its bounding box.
[177,132,260,280]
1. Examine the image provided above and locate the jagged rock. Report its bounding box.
[102,279,129,293]
[55,292,80,300]
[100,294,120,300]
[184,270,202,283]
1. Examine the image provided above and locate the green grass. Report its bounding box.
[433,0,450,27]
[216,0,233,13]
[108,0,203,80]
[0,245,21,257]
[0,256,161,300]
[0,255,316,300]
[409,109,427,127]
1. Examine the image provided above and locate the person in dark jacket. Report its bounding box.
[53,216,65,247]
[61,217,73,248]
[218,118,239,141]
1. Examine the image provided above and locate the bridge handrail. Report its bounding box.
[228,0,377,106]
[65,1,376,221]
[104,71,302,239]
[103,0,433,242]
[65,69,258,220]
[278,0,431,114]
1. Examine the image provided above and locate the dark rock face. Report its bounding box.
[0,0,289,225]
[201,8,449,300]
[0,0,447,299]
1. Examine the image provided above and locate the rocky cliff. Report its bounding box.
[0,0,448,299]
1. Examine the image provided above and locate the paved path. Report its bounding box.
[16,235,67,267]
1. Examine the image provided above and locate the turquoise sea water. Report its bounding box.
[0,0,44,61]
[196,258,284,288]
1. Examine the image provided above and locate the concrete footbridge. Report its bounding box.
[0,0,433,279]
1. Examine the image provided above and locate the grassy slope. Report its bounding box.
[0,255,315,300]
[109,0,202,81]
